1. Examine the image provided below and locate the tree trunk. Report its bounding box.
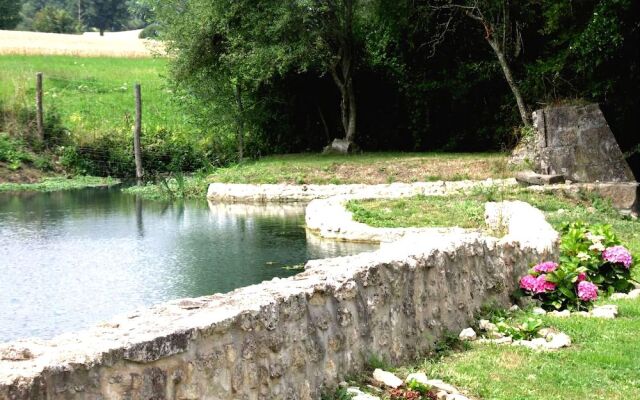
[487,38,530,127]
[99,28,104,36]
[345,78,356,142]
[234,83,245,161]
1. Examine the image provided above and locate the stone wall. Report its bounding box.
[0,202,557,400]
[207,179,517,203]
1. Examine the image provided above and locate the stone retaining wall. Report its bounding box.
[207,179,517,203]
[0,201,557,400]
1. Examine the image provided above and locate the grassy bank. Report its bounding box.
[208,153,511,185]
[0,176,118,192]
[345,189,640,399]
[0,55,192,142]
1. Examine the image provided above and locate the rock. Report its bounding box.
[0,346,33,361]
[478,337,512,345]
[545,332,571,350]
[436,391,448,400]
[323,138,356,154]
[339,381,348,388]
[548,310,570,318]
[515,170,565,186]
[446,394,470,400]
[537,328,551,338]
[513,338,548,351]
[627,289,640,299]
[458,328,477,341]
[486,331,505,339]
[609,293,628,300]
[591,305,618,319]
[509,305,520,312]
[425,380,459,394]
[572,311,590,317]
[532,307,547,315]
[479,320,497,332]
[372,369,403,388]
[405,372,429,386]
[533,104,635,183]
[347,387,380,400]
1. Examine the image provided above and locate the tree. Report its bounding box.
[86,0,128,35]
[0,0,22,29]
[32,5,77,33]
[435,0,532,127]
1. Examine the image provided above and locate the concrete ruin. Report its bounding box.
[532,103,635,183]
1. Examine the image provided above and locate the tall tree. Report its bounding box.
[86,0,128,35]
[0,0,22,29]
[435,0,532,126]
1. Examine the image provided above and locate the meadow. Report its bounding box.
[0,55,194,144]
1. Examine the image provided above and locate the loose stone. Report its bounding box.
[405,372,429,386]
[425,380,459,394]
[532,307,547,315]
[347,387,380,400]
[458,328,477,341]
[591,305,618,319]
[372,369,403,388]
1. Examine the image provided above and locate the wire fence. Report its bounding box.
[5,72,207,178]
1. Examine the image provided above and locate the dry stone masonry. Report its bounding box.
[0,198,557,399]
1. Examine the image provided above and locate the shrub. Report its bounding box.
[519,221,636,311]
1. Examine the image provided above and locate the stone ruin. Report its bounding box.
[531,103,634,183]
[512,103,638,213]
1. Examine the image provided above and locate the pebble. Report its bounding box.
[479,319,497,332]
[509,304,520,312]
[532,307,547,315]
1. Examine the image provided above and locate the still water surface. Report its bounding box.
[0,187,375,342]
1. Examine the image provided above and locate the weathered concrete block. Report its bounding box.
[534,104,634,183]
[515,170,565,186]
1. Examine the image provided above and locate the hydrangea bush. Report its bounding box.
[519,222,637,311]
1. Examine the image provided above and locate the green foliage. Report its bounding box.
[0,133,33,170]
[32,6,78,33]
[493,317,543,341]
[0,0,22,29]
[138,22,159,38]
[559,222,635,295]
[406,378,430,395]
[521,221,635,311]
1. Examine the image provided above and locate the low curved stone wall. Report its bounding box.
[207,179,517,203]
[0,197,557,399]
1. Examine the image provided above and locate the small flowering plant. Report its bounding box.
[519,222,637,311]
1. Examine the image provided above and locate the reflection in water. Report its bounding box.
[0,187,377,342]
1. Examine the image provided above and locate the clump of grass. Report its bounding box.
[122,174,207,201]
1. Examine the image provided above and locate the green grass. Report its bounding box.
[348,189,640,399]
[0,55,193,142]
[347,195,486,229]
[0,176,119,192]
[208,153,511,185]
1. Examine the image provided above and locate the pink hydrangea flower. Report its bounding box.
[602,246,633,268]
[533,261,558,273]
[577,272,587,282]
[577,281,598,302]
[535,274,556,293]
[520,275,537,292]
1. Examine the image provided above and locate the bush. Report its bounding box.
[519,222,637,311]
[139,23,161,39]
[0,133,32,170]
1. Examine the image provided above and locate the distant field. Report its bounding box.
[0,55,194,142]
[0,30,162,58]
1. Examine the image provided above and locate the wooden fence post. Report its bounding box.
[134,83,143,185]
[36,72,44,142]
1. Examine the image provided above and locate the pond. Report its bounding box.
[0,187,376,343]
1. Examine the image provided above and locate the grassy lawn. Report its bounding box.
[208,153,511,185]
[0,55,191,142]
[347,189,640,399]
[0,176,118,192]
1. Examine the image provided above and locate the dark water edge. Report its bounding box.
[0,186,376,342]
